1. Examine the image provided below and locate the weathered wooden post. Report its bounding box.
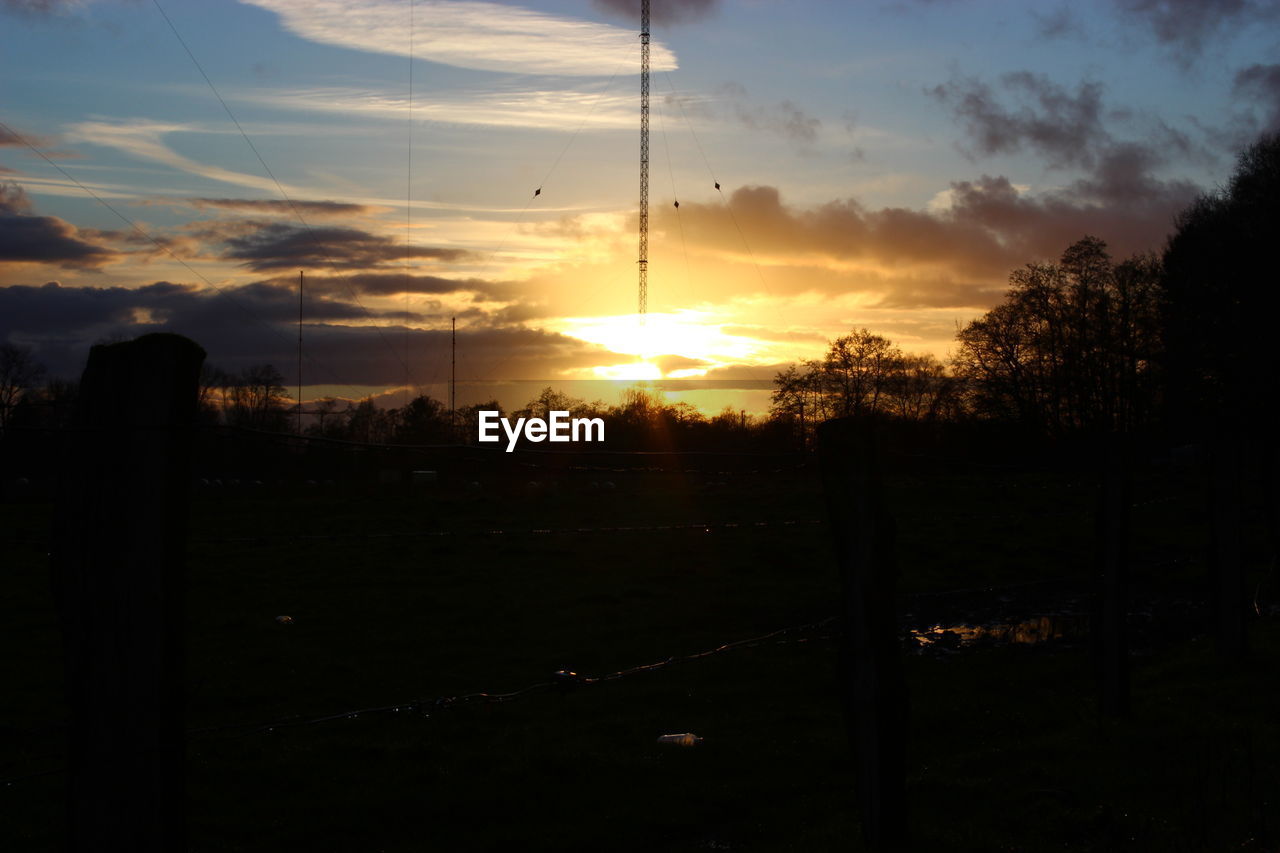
[1208,428,1247,659]
[51,333,204,851]
[1094,432,1130,718]
[817,417,907,847]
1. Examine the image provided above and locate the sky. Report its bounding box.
[2,0,1278,413]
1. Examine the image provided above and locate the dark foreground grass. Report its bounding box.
[2,463,1276,850]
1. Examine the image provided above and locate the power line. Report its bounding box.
[460,43,638,308]
[657,97,692,294]
[149,0,424,394]
[661,72,772,298]
[0,119,370,403]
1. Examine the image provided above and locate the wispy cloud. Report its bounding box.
[65,119,287,195]
[245,85,638,131]
[188,197,386,217]
[239,0,676,76]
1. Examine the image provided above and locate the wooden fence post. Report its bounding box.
[817,417,907,848]
[51,333,205,852]
[1094,432,1130,718]
[1208,429,1247,659]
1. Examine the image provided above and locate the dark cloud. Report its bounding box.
[454,299,555,326]
[0,183,30,212]
[0,0,81,15]
[698,362,797,383]
[0,125,53,148]
[665,185,1013,279]
[0,182,120,269]
[1234,64,1280,133]
[653,176,1192,309]
[77,226,200,263]
[707,83,821,148]
[652,354,710,374]
[928,72,1108,168]
[0,123,79,159]
[928,70,1204,212]
[213,221,471,272]
[946,172,1195,267]
[188,198,381,217]
[1111,0,1280,66]
[1032,5,1082,39]
[733,99,821,146]
[0,279,409,343]
[267,272,513,301]
[664,83,821,149]
[591,0,720,26]
[0,280,612,386]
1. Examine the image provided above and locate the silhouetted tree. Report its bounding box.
[1163,133,1280,436]
[305,397,349,438]
[456,399,503,444]
[954,236,1161,436]
[13,376,78,429]
[885,353,960,422]
[226,364,290,431]
[394,395,450,444]
[0,343,45,428]
[823,329,900,419]
[770,329,955,447]
[347,398,396,444]
[515,386,592,421]
[196,363,232,425]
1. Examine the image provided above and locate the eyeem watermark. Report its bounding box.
[477,410,605,452]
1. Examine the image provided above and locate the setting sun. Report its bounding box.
[555,310,768,377]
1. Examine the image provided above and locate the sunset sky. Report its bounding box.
[2,0,1277,412]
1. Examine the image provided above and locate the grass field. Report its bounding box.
[2,454,1276,850]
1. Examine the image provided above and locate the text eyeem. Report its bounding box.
[477,410,605,452]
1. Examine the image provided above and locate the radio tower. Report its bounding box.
[638,0,650,318]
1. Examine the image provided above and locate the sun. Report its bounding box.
[591,361,664,380]
[552,310,766,378]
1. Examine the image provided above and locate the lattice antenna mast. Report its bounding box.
[638,0,650,318]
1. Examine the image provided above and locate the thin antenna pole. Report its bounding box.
[450,316,457,438]
[297,269,303,434]
[638,0,650,319]
[405,0,414,408]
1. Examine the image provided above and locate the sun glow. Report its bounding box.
[554,310,766,377]
[590,361,664,380]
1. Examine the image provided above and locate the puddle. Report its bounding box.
[907,613,1090,651]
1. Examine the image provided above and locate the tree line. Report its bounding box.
[3,133,1275,452]
[771,133,1277,449]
